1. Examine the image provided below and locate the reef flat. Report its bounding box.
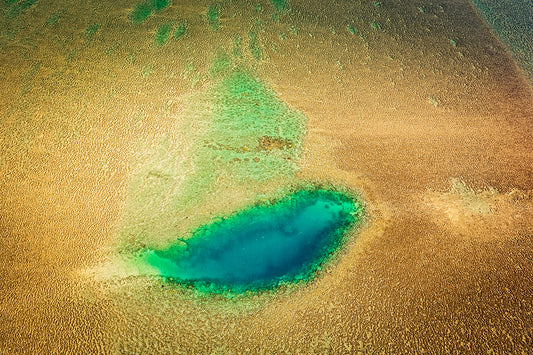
[1,0,532,353]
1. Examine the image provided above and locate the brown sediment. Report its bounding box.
[1,0,532,353]
[258,135,294,150]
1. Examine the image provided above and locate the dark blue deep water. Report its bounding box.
[142,189,361,293]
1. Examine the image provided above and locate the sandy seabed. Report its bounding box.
[1,0,532,353]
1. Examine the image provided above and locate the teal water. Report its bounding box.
[141,189,361,293]
[470,0,533,82]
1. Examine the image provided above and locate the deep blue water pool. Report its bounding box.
[141,189,361,293]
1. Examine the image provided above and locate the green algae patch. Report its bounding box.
[370,20,382,30]
[85,23,101,39]
[152,0,170,12]
[347,24,358,35]
[173,22,187,40]
[46,12,60,25]
[129,0,170,24]
[154,23,172,46]
[270,0,289,12]
[206,4,220,30]
[5,0,37,20]
[139,188,362,294]
[130,1,153,24]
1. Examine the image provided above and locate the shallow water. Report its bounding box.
[141,189,361,292]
